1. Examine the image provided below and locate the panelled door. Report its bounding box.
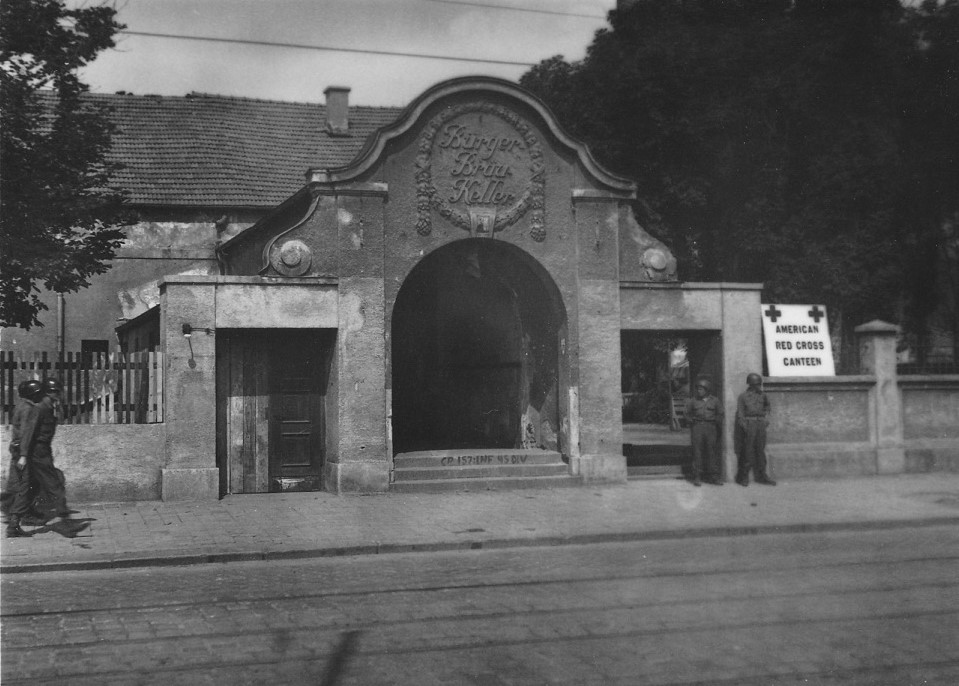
[267,331,328,492]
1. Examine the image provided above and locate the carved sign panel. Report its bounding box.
[416,103,545,241]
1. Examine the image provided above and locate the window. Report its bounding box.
[81,339,109,364]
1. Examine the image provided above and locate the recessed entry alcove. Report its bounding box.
[390,239,567,455]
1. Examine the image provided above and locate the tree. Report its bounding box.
[521,0,955,370]
[0,0,129,330]
[898,0,959,368]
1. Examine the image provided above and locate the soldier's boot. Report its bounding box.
[5,516,33,538]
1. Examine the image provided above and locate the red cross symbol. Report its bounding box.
[808,306,825,323]
[764,305,782,323]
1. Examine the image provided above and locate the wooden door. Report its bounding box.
[218,331,270,495]
[267,332,327,492]
[217,330,330,494]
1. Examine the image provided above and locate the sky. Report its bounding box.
[74,0,617,106]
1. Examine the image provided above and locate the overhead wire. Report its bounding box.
[115,1,611,67]
[117,31,538,66]
[420,0,607,20]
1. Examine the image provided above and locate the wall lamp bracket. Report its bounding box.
[182,323,214,338]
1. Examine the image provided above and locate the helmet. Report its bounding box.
[19,379,43,400]
[746,373,763,387]
[42,378,62,394]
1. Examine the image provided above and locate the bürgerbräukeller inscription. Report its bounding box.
[416,102,546,240]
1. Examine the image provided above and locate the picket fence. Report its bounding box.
[1,351,163,425]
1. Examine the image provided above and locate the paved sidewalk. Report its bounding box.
[2,473,959,574]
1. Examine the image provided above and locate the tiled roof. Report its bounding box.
[76,92,403,207]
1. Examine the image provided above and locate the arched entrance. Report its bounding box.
[391,239,566,455]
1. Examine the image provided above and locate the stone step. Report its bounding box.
[390,474,580,494]
[393,462,569,481]
[627,465,684,479]
[393,449,563,469]
[623,444,689,466]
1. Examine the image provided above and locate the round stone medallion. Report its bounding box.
[272,239,312,276]
[643,248,668,272]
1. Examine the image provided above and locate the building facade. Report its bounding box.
[152,77,760,498]
[4,77,771,499]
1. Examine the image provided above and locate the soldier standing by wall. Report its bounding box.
[735,373,777,486]
[4,379,43,538]
[684,378,724,486]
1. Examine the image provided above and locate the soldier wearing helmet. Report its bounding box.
[4,379,44,537]
[28,378,71,523]
[683,376,724,487]
[735,372,776,486]
[41,377,62,402]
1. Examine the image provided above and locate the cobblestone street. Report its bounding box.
[3,524,958,685]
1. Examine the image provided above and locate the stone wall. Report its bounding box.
[0,424,164,502]
[764,377,878,477]
[763,322,959,479]
[901,375,959,472]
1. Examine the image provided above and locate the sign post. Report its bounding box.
[761,304,835,376]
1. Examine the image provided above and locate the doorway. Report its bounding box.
[391,239,565,455]
[216,329,334,494]
[621,331,722,478]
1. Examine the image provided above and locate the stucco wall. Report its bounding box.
[764,377,877,477]
[0,423,164,502]
[900,375,959,472]
[1,211,262,352]
[901,376,959,440]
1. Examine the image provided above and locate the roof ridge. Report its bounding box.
[81,90,404,111]
[185,91,321,106]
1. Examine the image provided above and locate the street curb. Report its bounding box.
[3,515,959,574]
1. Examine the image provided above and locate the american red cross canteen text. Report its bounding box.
[782,357,822,366]
[775,341,825,350]
[775,325,820,334]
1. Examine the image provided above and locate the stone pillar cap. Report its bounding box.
[854,319,900,335]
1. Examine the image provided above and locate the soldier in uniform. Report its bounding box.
[29,378,72,522]
[735,373,777,486]
[684,377,724,486]
[5,379,43,538]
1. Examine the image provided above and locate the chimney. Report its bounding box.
[324,86,350,136]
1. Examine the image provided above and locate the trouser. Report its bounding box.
[690,422,720,479]
[5,458,33,519]
[27,443,68,520]
[737,420,769,480]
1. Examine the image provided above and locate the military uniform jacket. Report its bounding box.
[685,395,724,424]
[736,388,771,427]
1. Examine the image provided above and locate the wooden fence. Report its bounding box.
[1,351,163,425]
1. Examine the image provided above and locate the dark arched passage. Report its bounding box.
[391,239,566,455]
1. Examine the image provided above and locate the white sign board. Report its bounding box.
[761,304,835,376]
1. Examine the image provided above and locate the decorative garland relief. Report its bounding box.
[416,102,545,241]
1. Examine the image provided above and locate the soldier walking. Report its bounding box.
[735,373,777,486]
[684,378,724,486]
[5,379,43,538]
[29,378,72,522]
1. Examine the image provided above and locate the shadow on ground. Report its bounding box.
[28,518,94,538]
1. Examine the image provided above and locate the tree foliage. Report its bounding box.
[0,0,129,329]
[521,0,959,368]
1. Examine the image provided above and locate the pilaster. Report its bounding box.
[856,320,905,474]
